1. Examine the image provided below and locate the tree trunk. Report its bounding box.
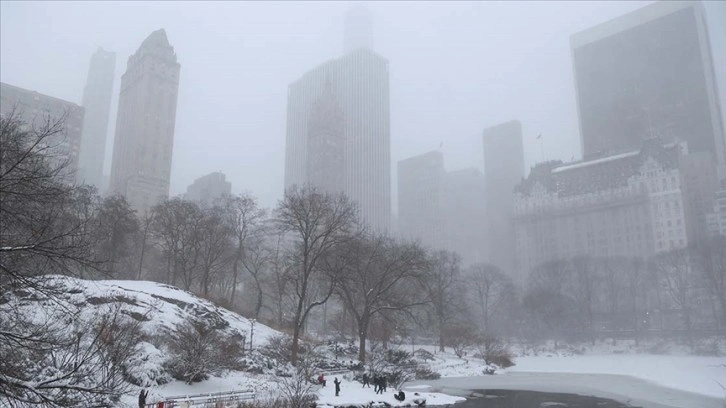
[291,310,303,366]
[230,243,242,305]
[203,265,210,297]
[137,239,147,280]
[358,324,368,364]
[254,278,263,319]
[438,311,445,352]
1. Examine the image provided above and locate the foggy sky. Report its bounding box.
[1,1,724,212]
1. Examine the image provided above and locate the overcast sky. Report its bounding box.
[1,1,724,211]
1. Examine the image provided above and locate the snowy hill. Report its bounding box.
[5,275,279,345]
[1,275,282,390]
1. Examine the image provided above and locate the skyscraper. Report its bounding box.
[109,29,180,214]
[445,167,488,266]
[483,120,524,276]
[285,48,391,231]
[571,1,725,179]
[0,82,85,183]
[306,79,346,196]
[78,47,115,191]
[398,150,488,267]
[398,151,449,251]
[185,172,232,205]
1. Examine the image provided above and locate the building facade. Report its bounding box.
[398,151,450,252]
[0,82,85,183]
[185,172,232,204]
[285,48,390,231]
[109,29,180,214]
[443,167,488,267]
[78,47,116,191]
[483,120,524,276]
[706,189,726,236]
[306,81,346,196]
[513,140,690,283]
[571,1,725,180]
[398,151,487,267]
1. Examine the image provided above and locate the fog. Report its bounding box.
[3,1,723,210]
[4,3,726,405]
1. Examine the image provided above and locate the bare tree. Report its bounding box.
[569,256,597,341]
[692,236,726,328]
[1,291,142,406]
[624,257,649,343]
[0,111,100,286]
[151,198,204,289]
[523,259,579,346]
[333,234,429,363]
[0,112,140,406]
[276,358,317,408]
[95,195,138,278]
[467,263,513,333]
[653,248,698,337]
[222,193,265,306]
[422,250,466,352]
[265,229,295,328]
[275,185,358,365]
[240,234,276,319]
[135,211,155,280]
[198,204,233,297]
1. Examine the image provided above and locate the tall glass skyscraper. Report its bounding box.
[78,47,115,191]
[571,1,725,178]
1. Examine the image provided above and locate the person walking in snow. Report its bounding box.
[381,376,387,393]
[362,372,370,388]
[334,377,341,397]
[318,373,326,387]
[138,388,149,408]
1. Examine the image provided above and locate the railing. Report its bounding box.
[145,389,255,407]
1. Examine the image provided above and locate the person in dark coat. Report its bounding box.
[138,389,149,408]
[381,376,387,393]
[374,376,381,393]
[362,373,370,388]
[334,377,341,397]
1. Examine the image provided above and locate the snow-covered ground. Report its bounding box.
[315,378,465,407]
[135,348,725,407]
[11,276,724,407]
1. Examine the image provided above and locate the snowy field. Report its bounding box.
[23,277,722,407]
[132,350,726,408]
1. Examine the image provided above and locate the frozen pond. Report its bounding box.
[451,389,634,407]
[406,372,724,408]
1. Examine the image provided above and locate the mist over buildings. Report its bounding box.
[2,0,726,337]
[2,1,723,210]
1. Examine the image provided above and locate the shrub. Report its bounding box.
[414,365,441,380]
[385,349,414,365]
[258,334,294,368]
[414,348,435,362]
[475,335,515,368]
[164,320,245,384]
